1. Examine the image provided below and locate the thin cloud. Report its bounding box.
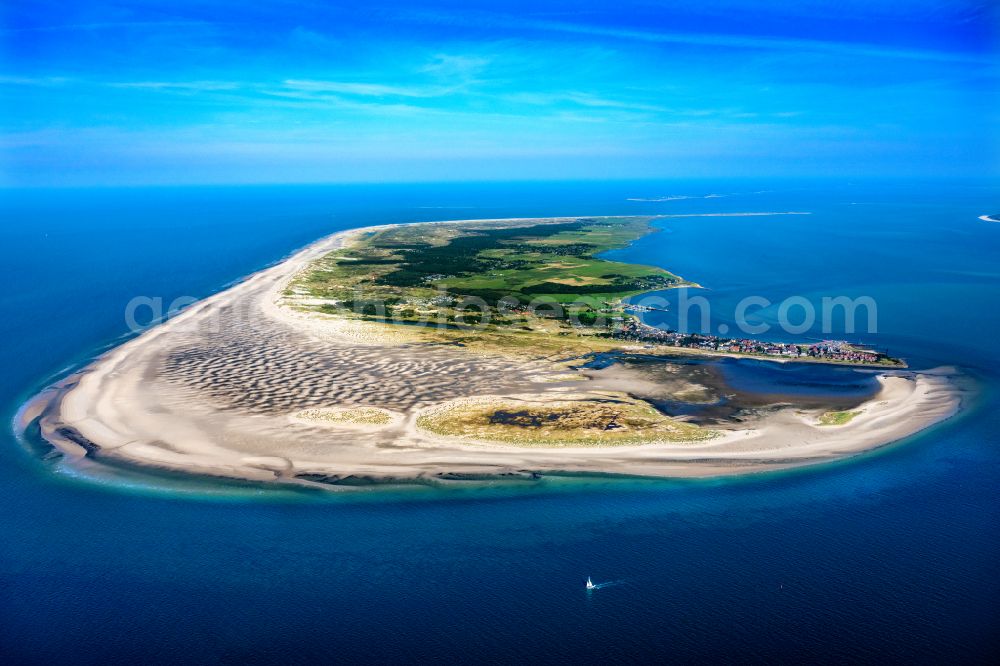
[281,79,448,98]
[545,92,668,113]
[0,20,215,35]
[519,18,993,65]
[0,75,73,86]
[110,81,242,92]
[419,54,492,79]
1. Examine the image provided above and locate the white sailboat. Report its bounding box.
[586,576,596,590]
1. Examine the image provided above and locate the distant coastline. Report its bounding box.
[656,211,811,218]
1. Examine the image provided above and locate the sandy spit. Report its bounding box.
[25,219,965,488]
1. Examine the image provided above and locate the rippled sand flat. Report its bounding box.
[29,220,964,488]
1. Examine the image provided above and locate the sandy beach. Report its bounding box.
[27,219,964,488]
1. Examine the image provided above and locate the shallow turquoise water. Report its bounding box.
[1,181,998,662]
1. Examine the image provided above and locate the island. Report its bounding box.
[25,217,962,488]
[283,216,900,366]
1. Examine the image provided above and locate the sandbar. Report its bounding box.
[25,218,964,488]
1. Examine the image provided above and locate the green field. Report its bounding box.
[818,410,861,426]
[290,217,686,333]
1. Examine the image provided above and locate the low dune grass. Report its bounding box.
[417,392,716,447]
[295,407,395,426]
[818,410,861,426]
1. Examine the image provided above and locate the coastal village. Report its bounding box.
[611,318,894,365]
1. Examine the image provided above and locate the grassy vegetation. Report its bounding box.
[286,217,685,346]
[295,407,395,426]
[817,410,861,426]
[416,392,717,447]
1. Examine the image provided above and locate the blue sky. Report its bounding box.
[1,1,997,186]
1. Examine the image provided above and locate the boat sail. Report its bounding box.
[586,576,595,590]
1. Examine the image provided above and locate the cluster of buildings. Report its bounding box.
[421,274,453,283]
[804,341,882,364]
[612,319,887,364]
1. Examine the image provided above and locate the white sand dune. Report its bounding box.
[28,219,964,488]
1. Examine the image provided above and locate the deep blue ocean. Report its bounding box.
[1,180,998,663]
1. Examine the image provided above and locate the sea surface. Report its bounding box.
[1,180,998,663]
